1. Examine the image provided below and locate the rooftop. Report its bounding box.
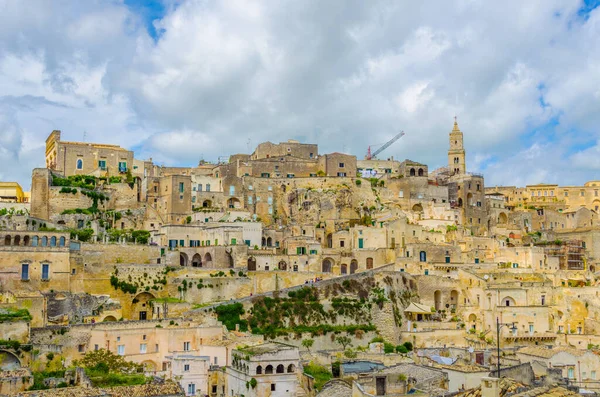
[517,346,588,358]
[509,385,579,397]
[455,378,524,397]
[236,342,296,356]
[11,380,183,397]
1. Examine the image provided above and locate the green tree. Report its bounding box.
[335,336,352,350]
[74,349,142,374]
[302,339,314,353]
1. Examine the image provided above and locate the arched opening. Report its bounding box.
[102,315,117,322]
[502,296,516,307]
[180,253,189,266]
[4,235,10,246]
[350,260,358,274]
[256,365,263,375]
[76,158,83,170]
[202,200,212,208]
[458,198,463,207]
[419,251,427,262]
[287,364,296,373]
[326,233,333,248]
[41,236,47,246]
[434,290,442,311]
[341,264,348,274]
[142,360,157,372]
[132,292,156,321]
[59,237,65,247]
[226,252,234,268]
[248,257,257,271]
[265,365,273,374]
[227,197,240,209]
[32,236,38,247]
[450,290,459,309]
[467,193,473,206]
[0,350,21,370]
[57,220,66,225]
[418,168,424,176]
[412,203,423,212]
[204,253,213,267]
[278,261,287,271]
[366,257,374,270]
[498,212,508,224]
[262,237,266,246]
[468,313,477,330]
[322,258,333,273]
[266,237,272,247]
[590,265,596,273]
[23,236,30,246]
[13,235,20,246]
[50,236,56,247]
[276,364,284,374]
[192,254,202,267]
[410,168,416,176]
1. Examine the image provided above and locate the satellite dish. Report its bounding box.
[468,347,474,353]
[483,275,489,280]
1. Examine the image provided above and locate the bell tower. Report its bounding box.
[448,117,466,175]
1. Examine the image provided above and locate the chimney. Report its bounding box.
[481,377,500,397]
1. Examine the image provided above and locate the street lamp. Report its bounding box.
[496,317,517,378]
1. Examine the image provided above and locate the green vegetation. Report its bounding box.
[74,349,147,387]
[302,339,314,353]
[52,175,96,190]
[29,370,67,391]
[106,229,150,244]
[69,228,94,242]
[446,224,458,232]
[0,207,26,216]
[303,362,332,391]
[0,308,32,323]
[110,275,138,294]
[215,303,248,331]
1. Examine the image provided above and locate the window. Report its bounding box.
[140,343,147,354]
[261,173,270,178]
[21,264,29,280]
[399,190,404,198]
[187,383,196,395]
[184,364,190,372]
[198,184,202,191]
[248,196,253,204]
[271,384,276,392]
[94,344,99,351]
[98,160,107,170]
[179,182,184,193]
[118,345,125,355]
[309,153,314,158]
[339,162,345,168]
[78,344,85,353]
[76,159,83,170]
[183,341,190,351]
[592,371,597,380]
[118,161,127,173]
[581,191,585,197]
[287,173,294,178]
[41,264,49,280]
[565,191,568,196]
[337,172,347,177]
[206,184,210,192]
[229,185,235,195]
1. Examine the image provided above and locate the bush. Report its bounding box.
[383,342,395,354]
[395,345,408,354]
[303,362,332,391]
[402,341,413,351]
[355,179,362,186]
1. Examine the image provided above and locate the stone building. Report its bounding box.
[226,342,300,397]
[45,130,134,178]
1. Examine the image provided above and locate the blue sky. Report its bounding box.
[1,0,600,188]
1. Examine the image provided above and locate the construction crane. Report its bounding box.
[366,131,405,160]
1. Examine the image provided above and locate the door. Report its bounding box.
[358,238,364,249]
[475,352,484,365]
[376,377,386,396]
[139,311,147,320]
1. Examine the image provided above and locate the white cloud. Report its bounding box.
[0,0,599,189]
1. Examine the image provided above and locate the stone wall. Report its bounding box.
[0,320,29,343]
[490,363,534,386]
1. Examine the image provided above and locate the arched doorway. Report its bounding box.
[419,251,427,262]
[350,260,358,274]
[13,236,20,246]
[468,314,477,330]
[261,237,266,246]
[132,292,156,320]
[0,350,21,370]
[102,315,117,322]
[278,261,287,271]
[226,252,234,268]
[341,264,348,274]
[142,360,157,372]
[192,254,202,267]
[434,290,442,311]
[418,168,424,176]
[4,235,10,246]
[458,198,463,207]
[202,200,212,208]
[23,236,30,246]
[498,212,508,224]
[450,290,459,309]
[412,203,423,212]
[227,198,240,209]
[204,253,213,267]
[326,234,333,248]
[410,168,416,176]
[180,253,189,266]
[266,237,272,247]
[248,257,257,271]
[502,296,516,307]
[322,258,333,273]
[366,257,374,269]
[590,265,596,273]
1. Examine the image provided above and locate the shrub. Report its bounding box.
[383,342,395,354]
[395,345,408,354]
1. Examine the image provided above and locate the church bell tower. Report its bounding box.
[448,117,466,175]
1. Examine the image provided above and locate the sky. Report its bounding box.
[1,0,600,190]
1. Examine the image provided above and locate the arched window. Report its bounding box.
[287,364,296,373]
[41,236,48,247]
[50,236,56,247]
[276,364,284,373]
[410,168,416,176]
[256,365,262,374]
[4,235,10,246]
[418,168,424,176]
[265,365,273,374]
[419,251,427,262]
[59,237,66,247]
[13,235,20,246]
[76,159,83,170]
[32,236,38,247]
